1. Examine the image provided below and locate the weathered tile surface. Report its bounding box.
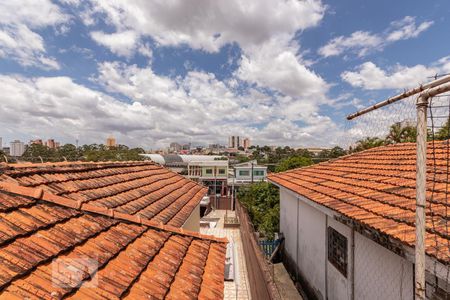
[269,142,450,263]
[0,189,226,299]
[0,161,207,227]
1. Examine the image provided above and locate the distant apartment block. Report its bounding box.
[243,138,251,149]
[10,140,25,157]
[228,135,252,149]
[106,136,116,147]
[46,139,60,149]
[228,136,240,149]
[30,139,43,145]
[169,142,182,152]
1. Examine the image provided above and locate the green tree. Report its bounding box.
[385,122,416,144]
[237,182,280,239]
[275,156,313,172]
[318,146,346,159]
[83,144,145,161]
[57,144,81,161]
[351,137,385,153]
[22,144,54,161]
[436,118,450,140]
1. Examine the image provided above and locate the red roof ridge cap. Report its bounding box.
[0,181,227,244]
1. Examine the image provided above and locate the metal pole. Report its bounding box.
[347,74,450,120]
[415,93,428,300]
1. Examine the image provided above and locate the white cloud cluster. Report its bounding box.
[319,16,433,58]
[341,55,450,91]
[0,0,68,69]
[81,0,325,54]
[49,0,336,147]
[93,62,339,147]
[341,61,438,90]
[0,59,340,148]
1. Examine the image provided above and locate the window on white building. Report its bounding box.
[327,227,348,277]
[218,168,226,175]
[254,170,264,176]
[239,170,250,176]
[205,169,213,175]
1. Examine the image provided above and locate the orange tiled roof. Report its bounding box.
[0,161,207,228]
[268,141,450,263]
[0,186,226,299]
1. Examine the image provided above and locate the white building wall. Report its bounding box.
[280,189,327,298]
[354,232,414,300]
[279,186,414,300]
[326,217,351,300]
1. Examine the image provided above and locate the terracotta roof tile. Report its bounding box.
[0,161,207,227]
[269,141,450,264]
[0,188,226,299]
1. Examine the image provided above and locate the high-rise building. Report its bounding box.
[30,139,43,145]
[46,139,58,149]
[228,136,240,149]
[243,138,251,150]
[0,137,2,149]
[106,136,116,148]
[10,140,25,157]
[169,142,182,152]
[228,136,248,149]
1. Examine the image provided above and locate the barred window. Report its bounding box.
[327,227,348,277]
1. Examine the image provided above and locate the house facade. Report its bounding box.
[188,160,229,194]
[269,142,450,300]
[232,160,267,185]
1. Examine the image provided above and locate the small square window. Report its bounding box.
[205,169,213,174]
[327,227,347,277]
[218,169,226,175]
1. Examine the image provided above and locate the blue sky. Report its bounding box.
[1,0,449,149]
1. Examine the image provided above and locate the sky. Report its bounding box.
[1,0,450,149]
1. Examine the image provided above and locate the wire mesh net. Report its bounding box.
[342,95,417,150]
[343,92,450,299]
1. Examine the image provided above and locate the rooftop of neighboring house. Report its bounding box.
[0,161,207,228]
[142,154,225,165]
[0,187,227,299]
[268,141,450,264]
[233,160,267,169]
[188,160,229,167]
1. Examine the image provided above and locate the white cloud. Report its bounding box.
[341,61,440,90]
[0,59,340,148]
[386,16,433,42]
[0,0,68,69]
[81,0,325,53]
[237,36,329,100]
[91,31,139,57]
[319,16,433,58]
[318,31,382,57]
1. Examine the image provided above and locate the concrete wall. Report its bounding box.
[280,189,327,298]
[279,187,414,300]
[354,232,413,300]
[182,203,200,232]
